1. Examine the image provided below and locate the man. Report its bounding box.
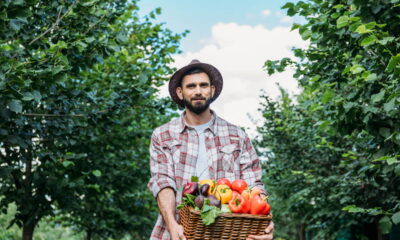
[147,60,274,240]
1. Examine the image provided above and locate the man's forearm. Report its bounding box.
[157,187,178,228]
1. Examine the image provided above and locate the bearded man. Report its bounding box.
[147,60,274,240]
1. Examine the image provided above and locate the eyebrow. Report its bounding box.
[185,82,210,88]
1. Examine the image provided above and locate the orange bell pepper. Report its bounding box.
[241,188,251,200]
[250,186,261,199]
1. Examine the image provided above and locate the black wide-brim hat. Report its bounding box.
[168,59,223,108]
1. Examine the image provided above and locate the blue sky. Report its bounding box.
[138,0,296,52]
[137,0,306,136]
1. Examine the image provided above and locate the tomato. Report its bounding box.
[250,195,267,215]
[217,178,231,188]
[214,184,233,204]
[231,179,248,194]
[199,179,216,195]
[231,179,247,193]
[228,194,245,213]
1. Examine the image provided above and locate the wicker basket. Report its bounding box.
[179,206,272,240]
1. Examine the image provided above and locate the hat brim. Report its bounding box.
[168,62,223,108]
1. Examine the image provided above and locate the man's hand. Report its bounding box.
[246,221,274,240]
[167,221,186,240]
[156,188,186,240]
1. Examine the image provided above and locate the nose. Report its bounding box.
[194,85,202,95]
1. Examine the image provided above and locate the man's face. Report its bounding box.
[176,72,215,114]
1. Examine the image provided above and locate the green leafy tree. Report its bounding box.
[0,1,185,239]
[1,203,83,240]
[258,0,400,239]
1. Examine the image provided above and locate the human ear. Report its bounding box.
[176,87,183,100]
[211,85,215,97]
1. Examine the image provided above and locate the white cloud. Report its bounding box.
[276,11,294,24]
[280,15,293,23]
[261,9,271,16]
[160,22,307,137]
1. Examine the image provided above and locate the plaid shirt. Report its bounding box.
[147,110,266,240]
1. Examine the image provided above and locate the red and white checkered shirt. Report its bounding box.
[147,110,266,240]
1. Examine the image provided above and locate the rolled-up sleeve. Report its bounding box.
[239,133,267,195]
[147,131,177,199]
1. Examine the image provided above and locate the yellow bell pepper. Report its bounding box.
[214,184,233,204]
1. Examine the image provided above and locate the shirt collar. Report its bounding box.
[179,110,218,136]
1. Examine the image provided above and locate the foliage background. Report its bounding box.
[257,0,400,239]
[0,0,184,239]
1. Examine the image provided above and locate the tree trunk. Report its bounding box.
[297,223,306,240]
[376,220,383,240]
[86,229,92,240]
[22,222,36,240]
[22,148,36,240]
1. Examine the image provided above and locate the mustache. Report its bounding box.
[191,97,206,100]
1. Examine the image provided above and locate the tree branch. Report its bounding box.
[21,106,156,118]
[28,0,80,45]
[21,113,85,117]
[83,14,106,35]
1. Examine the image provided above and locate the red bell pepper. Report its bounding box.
[250,195,267,215]
[231,190,240,200]
[241,197,251,213]
[228,194,245,213]
[261,201,271,215]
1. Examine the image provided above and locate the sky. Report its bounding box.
[138,0,307,137]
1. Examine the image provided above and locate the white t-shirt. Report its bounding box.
[189,118,212,180]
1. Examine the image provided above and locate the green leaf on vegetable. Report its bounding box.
[201,205,221,225]
[221,204,231,213]
[191,176,199,182]
[179,194,196,209]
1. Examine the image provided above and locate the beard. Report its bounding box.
[183,96,213,115]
